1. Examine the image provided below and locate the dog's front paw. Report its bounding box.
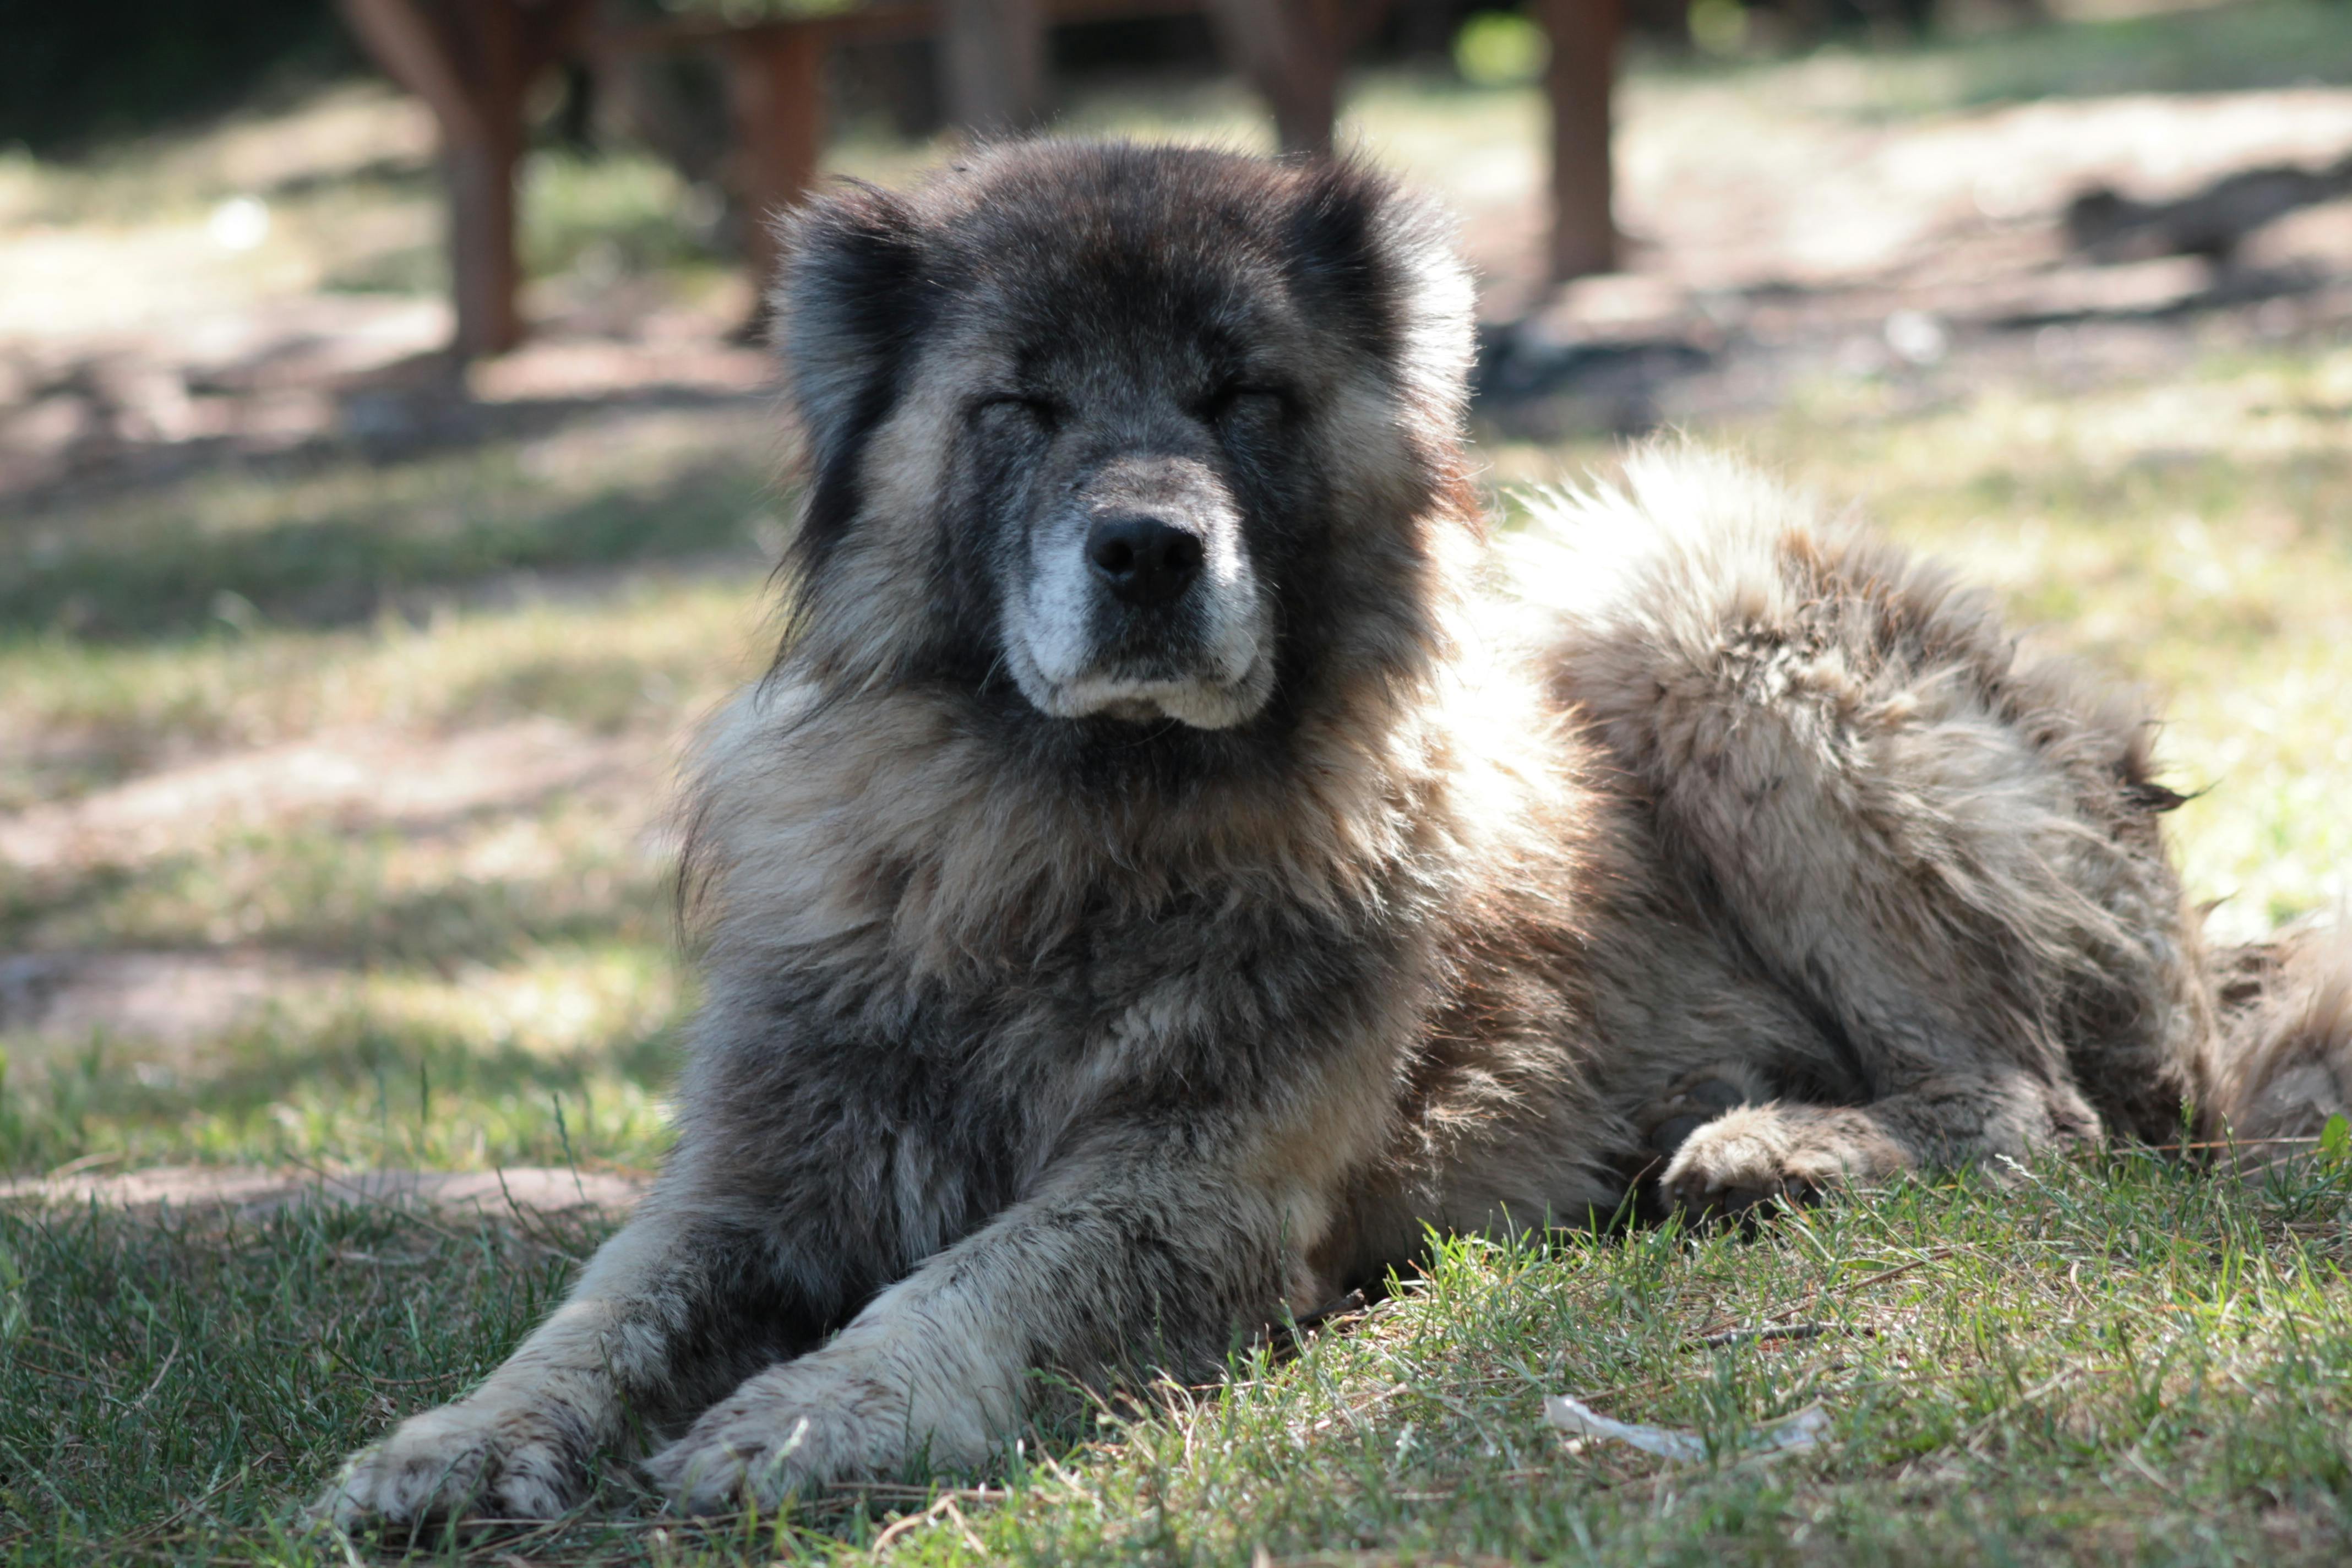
[643,1360,889,1513]
[316,1395,594,1533]
[1658,1103,1901,1217]
[646,1348,1001,1513]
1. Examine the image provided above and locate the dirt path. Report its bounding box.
[0,1163,645,1219]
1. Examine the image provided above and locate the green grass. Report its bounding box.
[7,363,2348,1562]
[1,413,781,640]
[10,1150,2352,1564]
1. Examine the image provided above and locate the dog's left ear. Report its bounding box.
[1283,160,1476,421]
[769,181,933,553]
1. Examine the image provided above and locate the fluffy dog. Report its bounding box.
[322,140,2352,1526]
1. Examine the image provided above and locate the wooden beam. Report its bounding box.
[339,0,482,140]
[725,26,829,297]
[338,0,591,359]
[1537,0,1621,281]
[1204,0,1344,156]
[451,1,526,358]
[944,0,1048,132]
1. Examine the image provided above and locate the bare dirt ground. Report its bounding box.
[1476,80,2352,431]
[0,1162,644,1218]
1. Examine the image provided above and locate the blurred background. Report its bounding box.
[2,0,2349,1185]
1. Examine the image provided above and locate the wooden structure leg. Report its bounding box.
[337,0,588,359]
[446,6,525,359]
[946,0,1049,133]
[1537,0,1621,281]
[725,27,829,296]
[1205,0,1343,156]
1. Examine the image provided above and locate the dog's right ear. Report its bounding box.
[769,182,931,552]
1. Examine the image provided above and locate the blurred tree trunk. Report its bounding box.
[1536,0,1620,280]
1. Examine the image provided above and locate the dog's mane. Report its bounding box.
[676,492,1586,989]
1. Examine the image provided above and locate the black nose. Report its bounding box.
[1085,515,1204,607]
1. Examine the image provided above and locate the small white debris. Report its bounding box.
[207,195,271,252]
[1883,309,1949,366]
[1544,1395,1828,1462]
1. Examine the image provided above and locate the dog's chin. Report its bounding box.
[1010,653,1274,732]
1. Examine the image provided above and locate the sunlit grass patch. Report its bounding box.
[0,558,770,814]
[7,805,663,958]
[808,1151,2352,1567]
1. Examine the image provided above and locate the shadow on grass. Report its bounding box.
[0,438,780,641]
[1,827,672,967]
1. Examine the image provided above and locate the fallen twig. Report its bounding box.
[1545,1394,1830,1462]
[123,1341,181,1413]
[870,1493,959,1554]
[837,1482,1014,1505]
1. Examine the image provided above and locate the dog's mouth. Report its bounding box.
[1096,695,1168,724]
[1016,649,1275,729]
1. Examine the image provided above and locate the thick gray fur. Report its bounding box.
[320,141,2352,1528]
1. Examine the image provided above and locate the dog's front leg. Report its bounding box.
[644,1130,1303,1512]
[318,1198,792,1530]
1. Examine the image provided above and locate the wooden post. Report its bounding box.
[1537,0,1621,281]
[725,26,829,297]
[337,0,587,360]
[449,2,527,357]
[1206,0,1343,156]
[945,0,1048,133]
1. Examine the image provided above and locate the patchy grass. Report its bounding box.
[9,1148,2352,1564]
[0,409,784,640]
[5,347,2348,1559]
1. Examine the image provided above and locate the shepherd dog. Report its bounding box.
[322,140,2352,1527]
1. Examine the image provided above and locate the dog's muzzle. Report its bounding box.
[1003,463,1275,729]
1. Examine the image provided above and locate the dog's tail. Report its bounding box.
[2199,917,2352,1149]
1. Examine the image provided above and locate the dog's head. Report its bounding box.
[769,141,1476,744]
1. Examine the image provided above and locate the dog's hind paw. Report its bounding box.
[1658,1102,1903,1217]
[314,1397,590,1533]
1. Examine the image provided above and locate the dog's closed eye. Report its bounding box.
[975,393,1063,433]
[1196,382,1288,429]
